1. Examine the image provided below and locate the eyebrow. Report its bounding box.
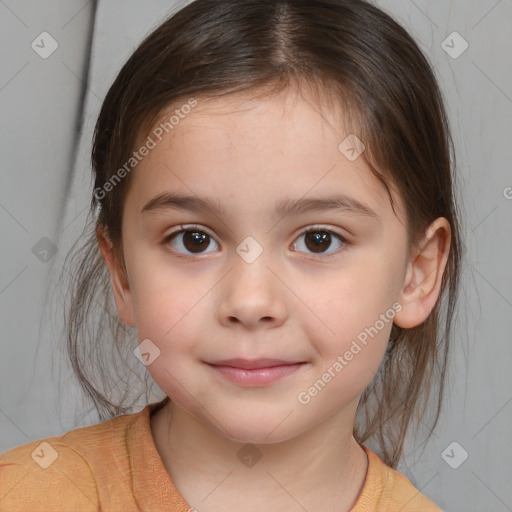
[141,192,380,222]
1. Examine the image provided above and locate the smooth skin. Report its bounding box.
[98,86,451,512]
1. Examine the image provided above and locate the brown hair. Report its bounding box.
[63,0,462,469]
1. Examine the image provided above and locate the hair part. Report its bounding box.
[63,0,462,468]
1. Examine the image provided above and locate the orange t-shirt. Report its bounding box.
[1,397,442,511]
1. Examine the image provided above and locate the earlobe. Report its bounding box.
[394,218,451,329]
[96,226,136,327]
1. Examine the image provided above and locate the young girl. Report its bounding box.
[1,0,461,510]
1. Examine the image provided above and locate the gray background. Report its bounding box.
[1,1,511,511]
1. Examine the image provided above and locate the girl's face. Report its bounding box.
[113,88,411,443]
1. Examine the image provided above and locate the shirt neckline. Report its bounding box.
[129,397,382,511]
[130,396,191,510]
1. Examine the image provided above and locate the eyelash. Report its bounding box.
[162,224,348,258]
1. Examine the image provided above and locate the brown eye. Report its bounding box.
[166,228,219,254]
[293,229,345,255]
[305,232,331,253]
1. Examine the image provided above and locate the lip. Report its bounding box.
[206,359,306,387]
[209,358,301,369]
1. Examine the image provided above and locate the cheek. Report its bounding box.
[309,255,400,336]
[130,276,204,347]
[123,245,198,341]
[295,252,402,385]
[128,268,212,403]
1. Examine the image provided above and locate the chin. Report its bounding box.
[207,410,307,446]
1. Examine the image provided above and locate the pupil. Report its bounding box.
[184,231,208,253]
[306,232,330,253]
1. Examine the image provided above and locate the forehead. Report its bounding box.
[127,88,404,224]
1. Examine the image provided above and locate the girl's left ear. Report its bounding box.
[393,218,451,329]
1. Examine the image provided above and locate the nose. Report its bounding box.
[216,255,288,330]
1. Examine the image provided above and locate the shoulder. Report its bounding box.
[353,445,443,512]
[1,437,99,512]
[0,409,140,512]
[384,467,443,512]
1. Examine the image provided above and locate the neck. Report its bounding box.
[151,398,369,512]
